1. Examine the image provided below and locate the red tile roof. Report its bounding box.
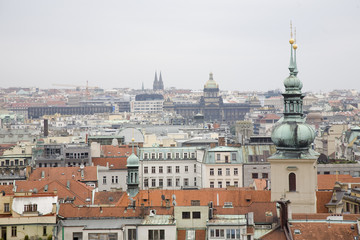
[28,166,97,182]
[317,174,360,190]
[316,191,333,213]
[92,157,127,170]
[101,145,136,157]
[290,222,359,240]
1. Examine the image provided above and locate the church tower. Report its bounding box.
[268,26,318,214]
[153,71,159,91]
[158,72,164,90]
[126,138,139,197]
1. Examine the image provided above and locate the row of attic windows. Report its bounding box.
[143,152,196,160]
[0,159,24,167]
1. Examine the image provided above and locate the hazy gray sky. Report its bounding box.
[0,0,359,92]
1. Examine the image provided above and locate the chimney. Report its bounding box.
[43,119,48,137]
[210,143,216,148]
[218,137,225,146]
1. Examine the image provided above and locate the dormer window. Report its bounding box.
[24,204,37,212]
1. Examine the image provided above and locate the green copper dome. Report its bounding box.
[272,122,315,150]
[127,153,139,167]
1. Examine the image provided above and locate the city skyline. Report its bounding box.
[0,0,359,92]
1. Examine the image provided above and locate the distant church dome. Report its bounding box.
[204,72,219,89]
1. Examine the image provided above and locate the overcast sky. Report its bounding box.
[0,0,359,92]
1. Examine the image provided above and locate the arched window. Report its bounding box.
[289,173,296,192]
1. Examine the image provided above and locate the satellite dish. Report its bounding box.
[172,194,176,200]
[161,195,165,200]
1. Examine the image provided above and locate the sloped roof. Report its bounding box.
[316,191,333,213]
[101,145,136,157]
[317,174,360,190]
[289,222,359,240]
[94,191,125,205]
[92,157,127,170]
[28,166,97,182]
[116,188,271,208]
[15,179,93,205]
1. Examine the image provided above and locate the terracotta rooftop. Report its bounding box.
[92,157,127,170]
[260,226,287,240]
[94,191,125,205]
[317,174,360,190]
[316,191,333,213]
[117,188,271,208]
[101,145,136,157]
[15,179,93,205]
[28,166,98,182]
[289,222,359,240]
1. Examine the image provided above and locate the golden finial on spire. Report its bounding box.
[293,27,298,49]
[289,21,295,44]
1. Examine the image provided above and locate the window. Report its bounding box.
[159,179,163,187]
[225,156,229,163]
[234,181,238,187]
[211,229,224,238]
[191,152,195,159]
[176,166,180,173]
[226,181,230,187]
[167,153,171,159]
[210,181,214,188]
[144,153,149,159]
[12,226,17,237]
[194,177,197,186]
[191,200,200,206]
[144,167,148,174]
[151,153,156,159]
[226,229,240,239]
[192,211,201,219]
[167,178,172,187]
[43,226,47,236]
[167,166,172,173]
[210,168,214,176]
[15,159,19,165]
[115,176,118,184]
[4,203,10,212]
[184,153,188,159]
[158,153,163,159]
[218,181,222,188]
[234,168,238,176]
[152,179,156,187]
[148,229,165,240]
[252,173,258,179]
[152,166,156,174]
[89,233,118,240]
[176,153,180,159]
[232,153,236,161]
[182,211,191,219]
[112,176,115,184]
[289,172,296,192]
[194,164,196,173]
[185,166,188,172]
[184,178,189,186]
[262,173,268,178]
[103,176,107,184]
[159,166,163,173]
[226,168,230,176]
[144,178,149,187]
[24,204,37,212]
[128,229,136,240]
[218,168,222,176]
[217,154,220,161]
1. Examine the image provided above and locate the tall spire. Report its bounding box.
[159,71,164,90]
[270,24,316,157]
[293,28,299,76]
[153,71,158,90]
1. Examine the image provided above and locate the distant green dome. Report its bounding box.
[271,122,316,150]
[127,153,139,167]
